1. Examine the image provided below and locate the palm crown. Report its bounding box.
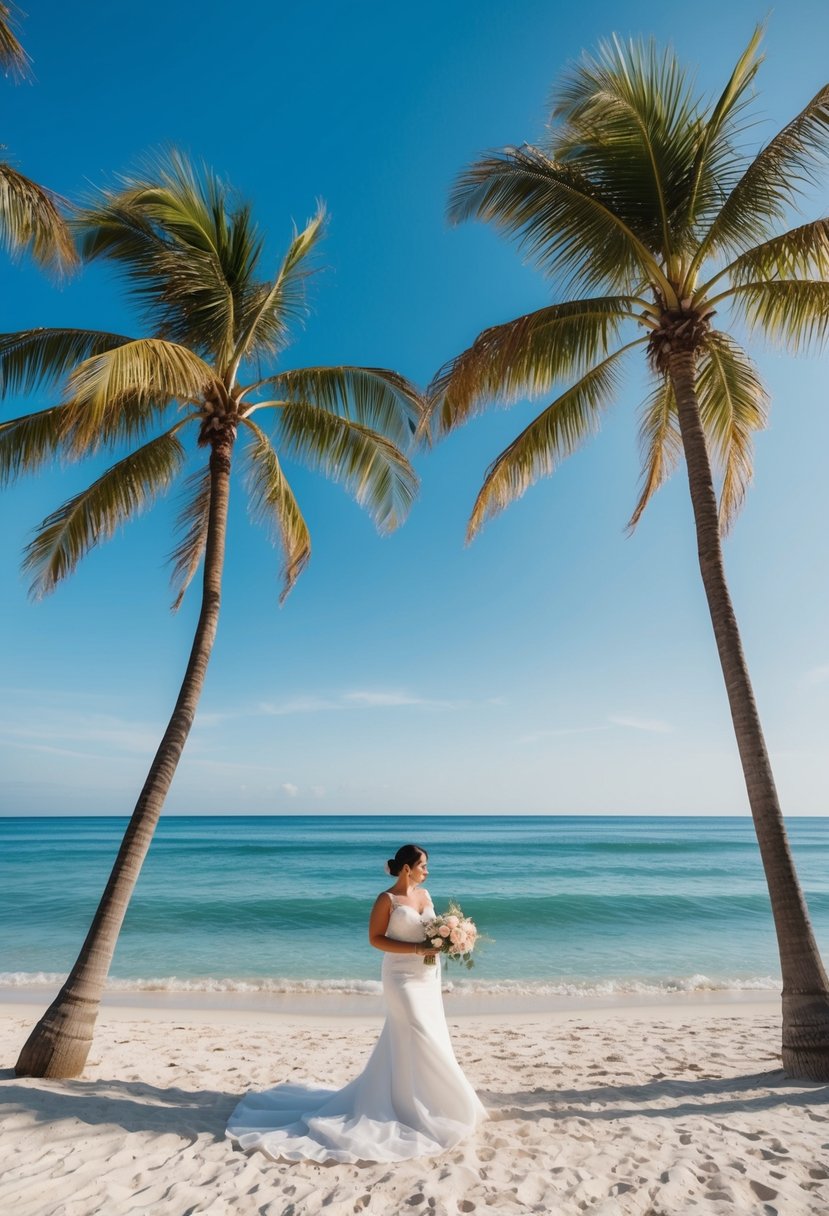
[0,153,421,602]
[427,28,829,537]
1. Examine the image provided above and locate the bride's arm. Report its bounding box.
[368,895,436,956]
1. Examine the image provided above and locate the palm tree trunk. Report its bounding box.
[14,431,236,1079]
[669,347,829,1081]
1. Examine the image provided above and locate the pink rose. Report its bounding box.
[431,938,443,948]
[438,925,451,937]
[446,915,459,928]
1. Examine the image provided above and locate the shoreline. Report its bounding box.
[1,984,781,1024]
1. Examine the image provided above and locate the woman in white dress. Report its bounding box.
[225,843,487,1163]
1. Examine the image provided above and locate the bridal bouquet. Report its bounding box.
[422,901,478,968]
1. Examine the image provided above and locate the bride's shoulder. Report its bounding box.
[369,890,395,928]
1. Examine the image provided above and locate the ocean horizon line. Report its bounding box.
[2,810,827,820]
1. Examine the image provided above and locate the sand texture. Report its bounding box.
[2,1002,829,1216]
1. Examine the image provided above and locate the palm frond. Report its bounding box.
[718,219,829,285]
[627,378,681,531]
[78,152,260,363]
[0,163,76,272]
[628,333,768,533]
[722,279,829,351]
[276,400,418,534]
[252,363,422,449]
[700,82,829,260]
[168,467,212,611]
[426,296,639,440]
[78,196,174,281]
[232,207,325,370]
[134,181,259,350]
[241,418,311,602]
[24,424,188,598]
[681,26,764,235]
[0,403,72,485]
[696,330,768,531]
[551,36,704,258]
[467,338,645,540]
[0,327,132,397]
[79,201,236,361]
[64,338,213,450]
[448,145,670,297]
[0,3,29,77]
[112,152,262,277]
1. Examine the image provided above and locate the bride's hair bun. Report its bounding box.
[386,843,428,877]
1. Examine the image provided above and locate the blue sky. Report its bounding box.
[1,0,828,816]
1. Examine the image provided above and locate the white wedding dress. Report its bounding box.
[225,893,487,1163]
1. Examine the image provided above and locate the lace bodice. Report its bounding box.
[386,893,435,943]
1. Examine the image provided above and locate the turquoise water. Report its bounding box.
[1,815,828,998]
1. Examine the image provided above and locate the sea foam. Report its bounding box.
[0,971,781,996]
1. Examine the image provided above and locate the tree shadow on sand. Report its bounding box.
[0,1069,407,1169]
[4,1065,828,1144]
[480,1070,829,1124]
[0,1067,243,1141]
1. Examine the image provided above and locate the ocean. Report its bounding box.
[2,815,828,1004]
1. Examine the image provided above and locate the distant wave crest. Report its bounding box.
[0,971,781,997]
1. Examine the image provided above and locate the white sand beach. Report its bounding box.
[2,995,829,1216]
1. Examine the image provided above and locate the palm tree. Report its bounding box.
[3,153,421,1078]
[0,3,75,272]
[426,30,829,1080]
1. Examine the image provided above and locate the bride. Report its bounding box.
[226,843,487,1163]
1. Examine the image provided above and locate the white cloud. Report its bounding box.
[259,689,459,715]
[0,686,113,707]
[281,782,299,797]
[258,696,339,716]
[187,756,285,775]
[801,664,829,688]
[193,711,233,727]
[0,712,162,755]
[343,690,426,708]
[518,724,610,745]
[609,715,673,734]
[0,740,115,762]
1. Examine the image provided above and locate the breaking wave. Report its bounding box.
[0,971,781,997]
